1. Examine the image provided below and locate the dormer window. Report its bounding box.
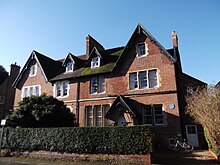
[137,43,148,57]
[91,57,100,68]
[66,61,74,72]
[29,65,37,77]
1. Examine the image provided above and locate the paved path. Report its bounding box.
[0,150,218,165]
[152,150,218,164]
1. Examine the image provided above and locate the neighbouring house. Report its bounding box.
[12,24,207,150]
[0,63,20,120]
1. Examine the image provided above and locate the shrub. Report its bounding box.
[1,126,152,154]
[6,94,77,127]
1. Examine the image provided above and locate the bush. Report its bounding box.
[6,94,77,127]
[0,126,152,154]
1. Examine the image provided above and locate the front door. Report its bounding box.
[117,115,127,126]
[186,125,199,147]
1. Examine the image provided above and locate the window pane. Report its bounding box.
[187,126,196,134]
[99,77,105,93]
[66,62,73,72]
[142,106,152,125]
[154,105,163,125]
[91,78,98,94]
[149,69,158,88]
[139,71,147,89]
[91,57,100,68]
[94,105,102,126]
[56,83,61,97]
[35,86,40,96]
[63,82,68,96]
[103,105,110,126]
[24,88,28,98]
[129,73,138,90]
[86,106,93,126]
[30,87,34,96]
[30,65,36,76]
[137,43,146,56]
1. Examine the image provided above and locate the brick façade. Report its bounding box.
[12,24,206,150]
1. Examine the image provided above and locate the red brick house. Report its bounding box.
[13,24,207,150]
[0,64,20,120]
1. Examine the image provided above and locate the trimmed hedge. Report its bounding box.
[0,126,152,154]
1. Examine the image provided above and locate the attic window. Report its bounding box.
[29,65,37,77]
[91,57,100,68]
[137,43,148,57]
[66,62,74,72]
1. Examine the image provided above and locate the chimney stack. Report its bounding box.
[171,31,178,48]
[86,35,105,59]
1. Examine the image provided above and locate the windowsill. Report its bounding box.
[137,54,147,58]
[91,66,100,69]
[129,86,159,91]
[56,95,69,99]
[64,71,73,74]
[90,91,106,95]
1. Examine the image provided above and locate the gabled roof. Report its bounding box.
[113,24,176,72]
[50,46,124,81]
[88,47,103,60]
[62,53,88,69]
[105,95,141,121]
[13,50,64,87]
[16,24,179,83]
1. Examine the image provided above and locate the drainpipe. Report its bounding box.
[76,81,80,125]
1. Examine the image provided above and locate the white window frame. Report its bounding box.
[29,65,37,77]
[21,85,41,99]
[94,105,102,126]
[129,72,138,90]
[129,69,159,90]
[85,104,110,127]
[142,104,164,126]
[54,81,70,98]
[90,77,105,94]
[66,61,74,73]
[137,42,149,57]
[91,56,100,68]
[85,106,93,127]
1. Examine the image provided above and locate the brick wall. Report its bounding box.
[14,60,53,107]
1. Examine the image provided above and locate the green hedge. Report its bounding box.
[0,126,152,154]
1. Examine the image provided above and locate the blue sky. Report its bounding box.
[0,0,219,84]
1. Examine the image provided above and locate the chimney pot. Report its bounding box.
[171,31,178,48]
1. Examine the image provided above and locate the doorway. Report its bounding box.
[186,125,199,147]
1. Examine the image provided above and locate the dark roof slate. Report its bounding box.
[50,46,124,81]
[13,50,64,87]
[105,95,142,121]
[0,71,8,85]
[34,51,64,80]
